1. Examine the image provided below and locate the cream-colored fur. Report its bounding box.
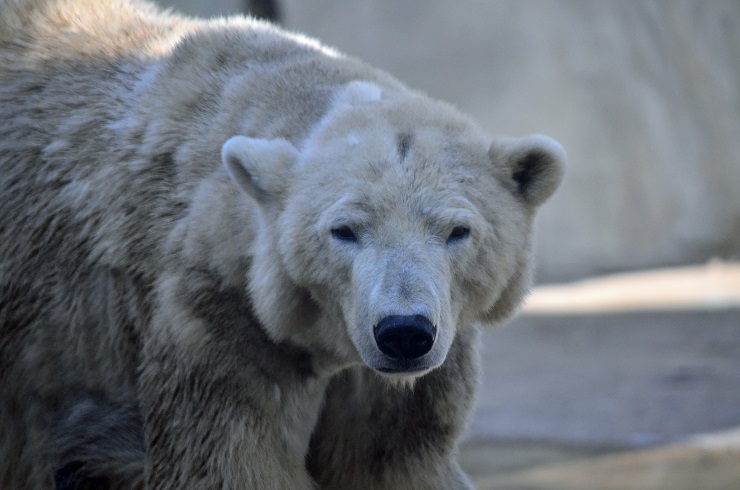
[0,0,564,488]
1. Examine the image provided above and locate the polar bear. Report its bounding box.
[0,0,565,488]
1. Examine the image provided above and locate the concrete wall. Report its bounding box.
[159,1,740,282]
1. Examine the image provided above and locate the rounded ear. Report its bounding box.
[221,136,299,204]
[490,134,566,209]
[334,80,383,108]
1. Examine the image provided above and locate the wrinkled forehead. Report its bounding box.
[302,102,491,190]
[294,126,495,236]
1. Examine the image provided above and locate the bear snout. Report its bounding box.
[373,315,436,362]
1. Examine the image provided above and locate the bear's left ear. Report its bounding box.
[221,135,299,204]
[334,80,383,109]
[490,134,566,209]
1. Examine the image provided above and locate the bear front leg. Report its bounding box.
[140,344,320,489]
[307,325,480,490]
[140,275,326,489]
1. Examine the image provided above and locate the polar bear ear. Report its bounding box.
[334,80,383,108]
[490,134,566,208]
[221,136,299,203]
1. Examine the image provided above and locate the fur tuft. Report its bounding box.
[53,396,145,490]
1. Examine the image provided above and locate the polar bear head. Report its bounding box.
[222,81,565,378]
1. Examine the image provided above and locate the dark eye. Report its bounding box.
[447,226,470,243]
[331,226,358,243]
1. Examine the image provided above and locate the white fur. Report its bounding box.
[335,80,383,107]
[0,0,565,487]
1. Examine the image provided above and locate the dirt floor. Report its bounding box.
[460,262,740,489]
[460,437,740,490]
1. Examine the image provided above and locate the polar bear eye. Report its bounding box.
[331,226,358,243]
[447,226,470,243]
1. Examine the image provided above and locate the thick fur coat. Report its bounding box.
[0,0,565,488]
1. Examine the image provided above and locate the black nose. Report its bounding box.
[374,315,436,361]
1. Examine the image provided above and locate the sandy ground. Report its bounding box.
[462,438,740,490]
[460,262,740,489]
[524,261,740,314]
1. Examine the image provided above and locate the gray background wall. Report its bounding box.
[159,0,740,283]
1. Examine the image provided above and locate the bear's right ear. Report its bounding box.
[221,136,299,204]
[334,80,383,109]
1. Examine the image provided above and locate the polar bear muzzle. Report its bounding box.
[373,314,436,368]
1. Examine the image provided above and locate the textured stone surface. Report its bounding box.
[461,439,740,490]
[469,309,740,447]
